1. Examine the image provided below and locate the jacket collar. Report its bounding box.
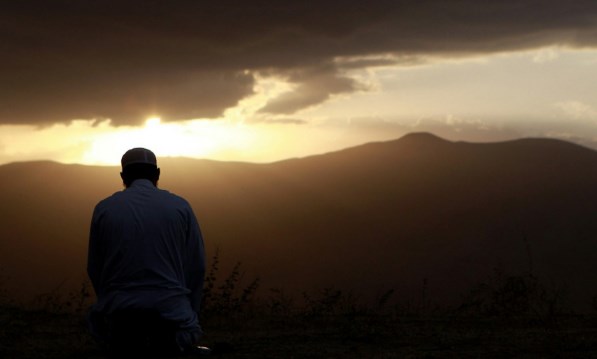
[129,178,157,189]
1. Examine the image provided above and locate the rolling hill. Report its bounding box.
[1,133,596,310]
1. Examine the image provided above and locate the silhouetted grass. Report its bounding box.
[1,257,597,358]
[201,249,261,319]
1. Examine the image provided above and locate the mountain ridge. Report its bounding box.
[1,133,596,310]
[2,132,595,169]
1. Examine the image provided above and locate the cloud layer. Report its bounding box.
[2,0,597,125]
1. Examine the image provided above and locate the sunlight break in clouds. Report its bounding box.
[81,117,256,165]
[0,74,298,165]
[0,74,304,165]
[2,47,597,165]
[79,75,300,165]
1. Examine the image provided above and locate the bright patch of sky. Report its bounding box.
[1,47,596,165]
[311,47,597,126]
[300,47,597,147]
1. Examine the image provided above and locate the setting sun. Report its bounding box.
[80,117,259,165]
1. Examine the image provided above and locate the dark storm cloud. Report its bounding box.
[2,0,597,125]
[258,65,365,115]
[0,69,254,126]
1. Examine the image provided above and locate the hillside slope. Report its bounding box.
[1,133,596,308]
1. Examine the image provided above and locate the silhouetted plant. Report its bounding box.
[592,295,597,314]
[218,262,242,307]
[267,288,295,316]
[459,267,568,319]
[31,279,93,314]
[376,288,395,312]
[64,280,92,314]
[0,267,10,305]
[240,276,260,307]
[302,287,361,317]
[32,281,69,313]
[201,250,260,317]
[200,249,220,310]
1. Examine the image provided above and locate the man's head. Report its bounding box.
[120,148,160,187]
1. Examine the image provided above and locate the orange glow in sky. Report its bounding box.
[81,117,258,165]
[1,48,597,165]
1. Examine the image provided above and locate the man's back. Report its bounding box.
[88,179,204,314]
[87,148,206,354]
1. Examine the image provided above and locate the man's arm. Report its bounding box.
[185,207,206,314]
[87,206,103,296]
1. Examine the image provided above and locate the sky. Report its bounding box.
[1,0,597,165]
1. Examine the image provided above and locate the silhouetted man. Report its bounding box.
[87,148,208,356]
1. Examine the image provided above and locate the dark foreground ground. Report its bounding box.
[2,305,597,359]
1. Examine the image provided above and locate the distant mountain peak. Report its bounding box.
[399,132,448,143]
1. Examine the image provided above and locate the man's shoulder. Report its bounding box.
[156,188,192,207]
[93,186,193,213]
[94,190,125,208]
